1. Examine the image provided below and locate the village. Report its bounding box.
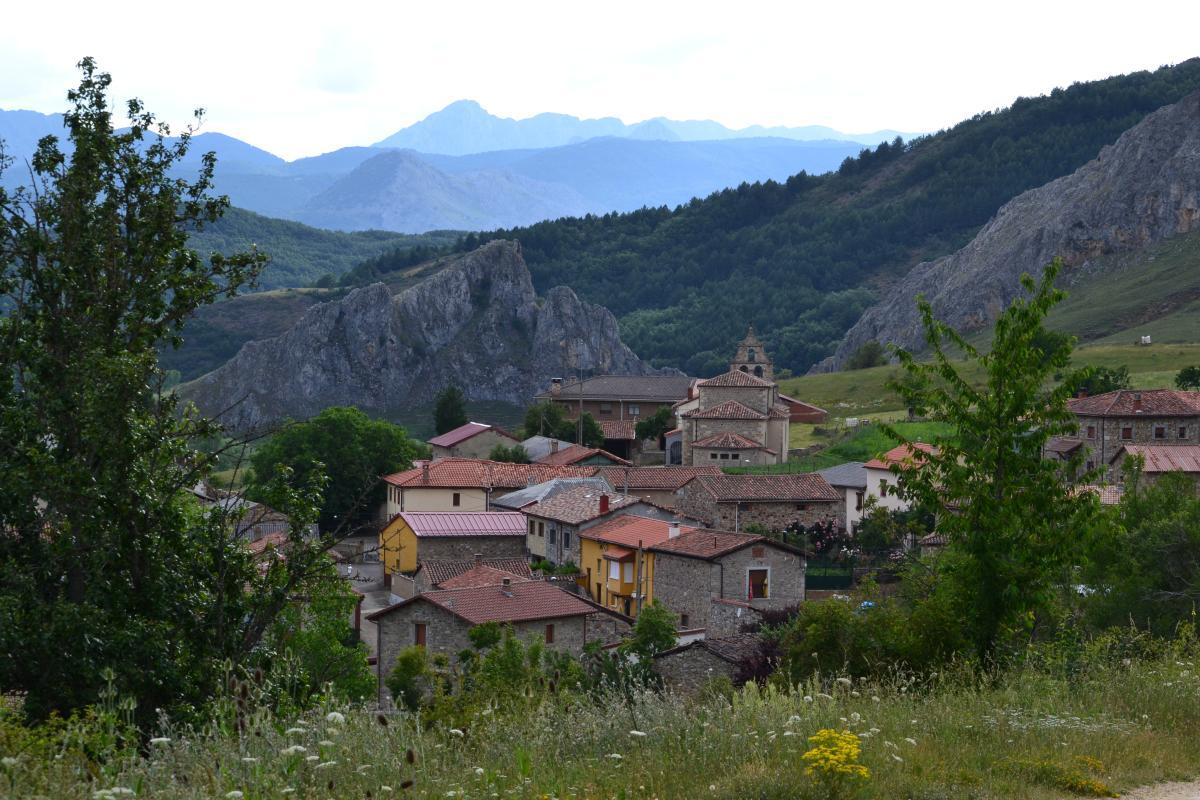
[204,328,1200,703]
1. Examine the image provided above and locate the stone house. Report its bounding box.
[1109,444,1200,492]
[379,511,527,579]
[427,422,521,460]
[367,578,597,697]
[679,371,791,466]
[1067,389,1200,476]
[489,477,612,512]
[676,474,843,532]
[649,529,806,630]
[816,462,869,531]
[533,374,693,427]
[380,459,598,519]
[596,465,722,508]
[522,485,676,565]
[653,633,767,695]
[862,443,936,514]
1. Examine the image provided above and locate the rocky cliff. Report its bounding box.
[826,90,1200,369]
[179,240,669,432]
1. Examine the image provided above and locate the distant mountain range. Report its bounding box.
[373,99,916,153]
[0,105,874,233]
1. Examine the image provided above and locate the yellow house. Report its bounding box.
[577,515,698,617]
[379,511,527,577]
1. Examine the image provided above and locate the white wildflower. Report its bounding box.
[891,754,904,763]
[381,787,393,794]
[629,730,647,737]
[851,690,861,697]
[285,727,306,735]
[836,677,853,687]
[849,712,861,723]
[870,727,880,734]
[885,741,897,749]
[319,740,336,747]
[226,792,245,799]
[280,745,307,756]
[1,757,18,767]
[817,692,834,700]
[148,737,171,745]
[872,696,881,702]
[709,785,716,792]
[475,767,485,776]
[607,753,623,759]
[241,757,258,763]
[904,737,917,746]
[109,790,135,797]
[306,755,319,762]
[325,711,345,725]
[858,730,872,738]
[315,760,337,769]
[783,731,796,736]
[282,790,296,796]
[803,695,814,702]
[449,728,465,737]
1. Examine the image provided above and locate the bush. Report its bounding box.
[385,646,430,712]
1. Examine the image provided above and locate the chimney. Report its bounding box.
[1133,392,1143,413]
[599,493,610,514]
[421,462,431,484]
[501,577,513,597]
[668,518,681,539]
[550,440,560,454]
[551,378,562,397]
[1076,389,1087,399]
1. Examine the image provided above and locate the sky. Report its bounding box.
[2,0,1198,161]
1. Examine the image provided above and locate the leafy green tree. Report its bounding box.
[1070,365,1131,396]
[886,260,1098,662]
[522,401,572,439]
[248,406,423,533]
[385,646,430,712]
[635,406,674,443]
[468,622,503,650]
[576,412,605,448]
[1175,366,1200,391]
[846,340,889,370]
[488,443,531,463]
[433,385,468,434]
[0,60,350,722]
[622,600,678,660]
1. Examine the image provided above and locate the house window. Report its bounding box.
[1086,425,1096,439]
[452,492,461,507]
[748,348,756,363]
[549,527,556,545]
[414,623,427,647]
[719,453,729,460]
[563,530,571,550]
[528,519,535,535]
[855,491,865,511]
[879,479,889,495]
[599,403,613,415]
[623,562,633,583]
[680,614,690,628]
[609,560,620,580]
[628,404,641,417]
[538,521,545,538]
[1120,426,1133,440]
[754,365,764,378]
[795,503,808,511]
[710,452,719,459]
[544,624,555,644]
[1086,460,1095,471]
[748,568,769,600]
[1181,426,1190,439]
[1154,425,1167,439]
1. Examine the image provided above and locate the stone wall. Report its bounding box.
[706,599,763,636]
[697,385,772,414]
[1077,415,1200,477]
[712,500,843,533]
[718,542,806,609]
[431,429,516,461]
[650,552,717,630]
[654,645,739,695]
[418,535,527,564]
[584,609,634,646]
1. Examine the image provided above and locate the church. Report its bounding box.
[671,328,793,467]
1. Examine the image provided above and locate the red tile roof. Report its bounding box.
[416,557,534,587]
[367,581,595,625]
[397,511,527,537]
[599,419,637,440]
[864,442,936,471]
[685,400,767,420]
[524,486,642,525]
[537,445,631,467]
[428,421,518,448]
[602,545,634,560]
[438,564,533,589]
[650,529,802,560]
[597,465,722,490]
[1111,444,1200,473]
[692,473,841,503]
[580,514,700,549]
[698,370,775,388]
[1068,389,1200,417]
[779,394,828,415]
[383,458,598,489]
[691,432,767,450]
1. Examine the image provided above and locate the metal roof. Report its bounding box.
[397,511,527,537]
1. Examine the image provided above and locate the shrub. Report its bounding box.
[385,646,429,712]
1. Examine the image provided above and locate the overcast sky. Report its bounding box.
[2,0,1197,160]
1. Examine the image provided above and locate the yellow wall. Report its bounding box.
[578,537,656,615]
[379,515,419,575]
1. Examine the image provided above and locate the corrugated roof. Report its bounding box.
[684,400,768,420]
[1069,389,1200,417]
[581,514,700,549]
[416,557,534,587]
[524,486,641,525]
[383,458,598,489]
[697,370,775,388]
[398,511,527,537]
[1112,444,1200,473]
[693,474,841,502]
[367,581,595,625]
[428,421,517,448]
[817,461,868,489]
[534,375,694,402]
[597,466,722,491]
[864,442,936,471]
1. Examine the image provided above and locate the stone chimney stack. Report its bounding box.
[550,440,560,454]
[1133,392,1143,413]
[599,493,610,514]
[550,378,562,397]
[501,577,513,597]
[668,518,681,539]
[421,462,431,483]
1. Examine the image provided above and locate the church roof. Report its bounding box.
[698,370,774,388]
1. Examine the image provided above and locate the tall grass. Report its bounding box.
[4,647,1200,799]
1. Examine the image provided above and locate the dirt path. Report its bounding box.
[1121,781,1200,799]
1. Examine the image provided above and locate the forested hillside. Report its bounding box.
[343,59,1200,375]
